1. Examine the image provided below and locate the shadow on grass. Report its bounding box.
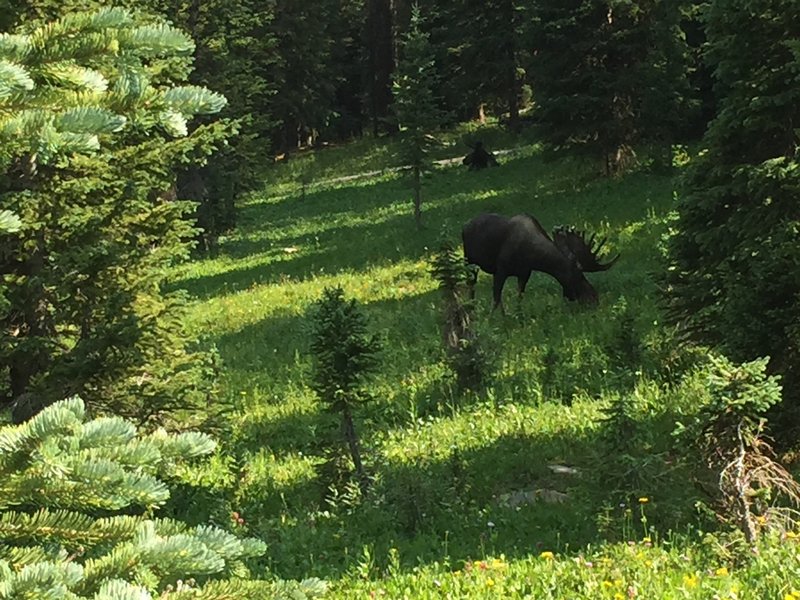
[170,155,670,301]
[170,150,684,580]
[245,408,699,582]
[204,282,692,580]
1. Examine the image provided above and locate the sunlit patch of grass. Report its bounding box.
[171,133,736,587]
[186,258,435,337]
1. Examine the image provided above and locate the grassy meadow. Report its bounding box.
[169,129,800,598]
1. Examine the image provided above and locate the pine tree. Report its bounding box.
[423,0,532,125]
[530,0,691,174]
[309,287,381,494]
[393,4,445,228]
[663,0,800,429]
[0,8,232,424]
[0,397,328,599]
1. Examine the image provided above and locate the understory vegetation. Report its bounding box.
[167,134,800,597]
[3,2,800,598]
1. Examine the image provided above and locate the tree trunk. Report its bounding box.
[412,165,422,228]
[503,0,520,132]
[367,0,394,136]
[342,405,368,493]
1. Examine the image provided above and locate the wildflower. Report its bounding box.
[715,567,729,576]
[642,536,651,544]
[791,590,800,598]
[683,573,698,588]
[787,531,798,540]
[644,560,653,568]
[638,497,649,504]
[487,521,495,528]
[491,558,506,570]
[602,581,614,589]
[785,595,795,600]
[614,594,625,600]
[756,515,767,525]
[540,551,554,560]
[486,578,495,587]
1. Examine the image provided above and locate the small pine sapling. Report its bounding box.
[393,4,446,228]
[674,355,800,550]
[430,237,493,393]
[309,286,381,494]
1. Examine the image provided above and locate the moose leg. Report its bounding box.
[492,272,508,313]
[517,271,531,301]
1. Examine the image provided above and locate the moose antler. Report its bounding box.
[552,226,620,272]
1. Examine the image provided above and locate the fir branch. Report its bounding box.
[0,60,34,100]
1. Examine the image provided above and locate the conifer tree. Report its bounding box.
[309,287,381,494]
[530,0,691,174]
[0,8,232,424]
[664,0,800,427]
[0,397,327,599]
[393,4,445,228]
[431,238,493,392]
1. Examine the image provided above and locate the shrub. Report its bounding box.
[674,355,800,548]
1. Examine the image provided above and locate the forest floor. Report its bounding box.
[171,124,800,599]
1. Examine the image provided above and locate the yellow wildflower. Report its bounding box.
[787,531,798,539]
[638,497,650,504]
[614,594,625,600]
[683,573,698,588]
[491,558,506,570]
[791,590,800,598]
[642,536,652,543]
[540,551,554,560]
[602,581,614,589]
[756,515,767,525]
[785,595,795,600]
[486,578,495,587]
[715,567,729,576]
[645,560,653,567]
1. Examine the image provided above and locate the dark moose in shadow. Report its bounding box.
[462,213,619,311]
[462,141,499,171]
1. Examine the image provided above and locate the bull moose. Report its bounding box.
[462,213,619,310]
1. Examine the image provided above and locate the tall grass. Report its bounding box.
[170,126,799,595]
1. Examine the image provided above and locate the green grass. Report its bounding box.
[171,126,800,597]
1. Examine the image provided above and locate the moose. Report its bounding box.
[462,141,499,171]
[461,213,619,310]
